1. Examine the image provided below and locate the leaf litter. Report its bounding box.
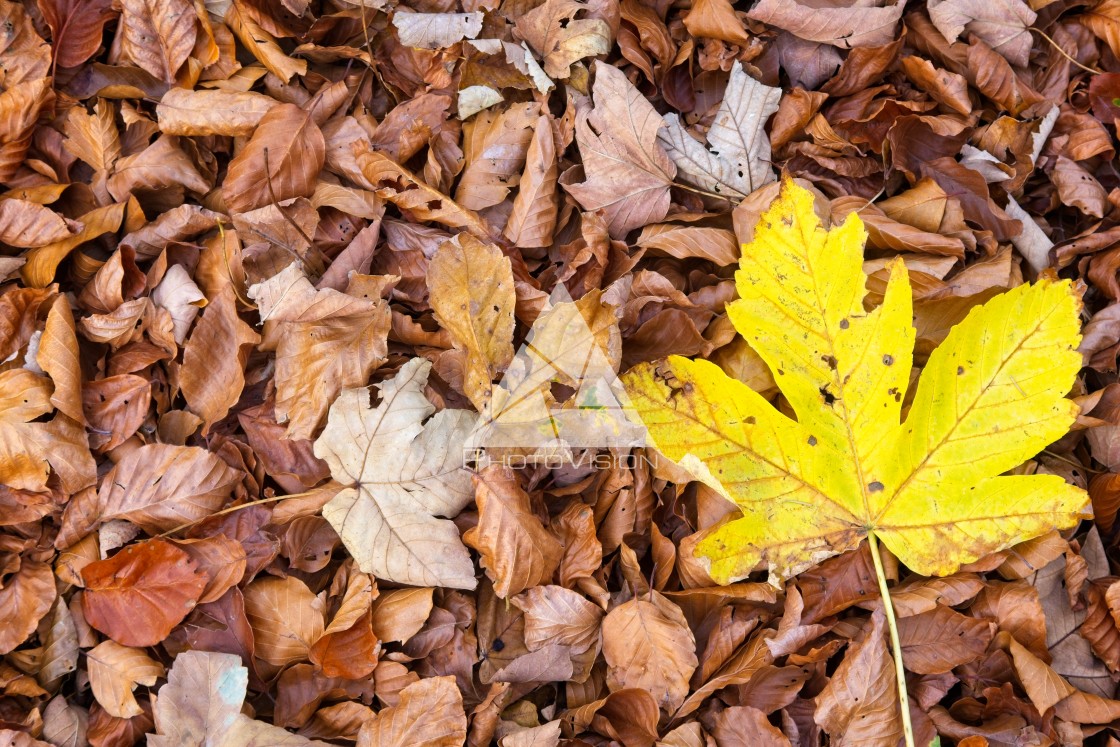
[2,0,1120,745]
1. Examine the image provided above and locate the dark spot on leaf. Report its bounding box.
[808,436,817,446]
[839,319,849,329]
[957,366,965,375]
[882,354,893,366]
[868,481,884,492]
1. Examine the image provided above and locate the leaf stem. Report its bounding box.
[867,531,915,747]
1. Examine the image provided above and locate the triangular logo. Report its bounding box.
[465,283,647,465]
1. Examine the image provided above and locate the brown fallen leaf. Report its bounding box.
[356,676,467,747]
[37,0,117,69]
[748,0,905,48]
[156,87,279,136]
[465,466,564,598]
[81,540,207,647]
[243,575,326,667]
[0,559,56,655]
[515,0,611,79]
[566,62,676,239]
[223,103,326,213]
[87,641,164,719]
[602,592,698,712]
[119,0,196,82]
[814,611,904,746]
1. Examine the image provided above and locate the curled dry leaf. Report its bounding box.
[81,540,207,647]
[36,0,117,69]
[156,88,279,137]
[464,465,564,598]
[503,115,559,248]
[602,592,697,712]
[515,0,611,78]
[427,234,516,410]
[87,641,164,719]
[243,575,326,666]
[0,199,80,248]
[314,358,479,588]
[355,676,466,747]
[119,0,196,82]
[747,0,906,48]
[0,559,56,655]
[223,103,326,213]
[393,11,484,49]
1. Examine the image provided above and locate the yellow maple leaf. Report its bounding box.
[622,179,1091,586]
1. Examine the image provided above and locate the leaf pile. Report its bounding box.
[3,0,1120,745]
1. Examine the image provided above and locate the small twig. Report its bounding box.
[868,532,916,747]
[1030,27,1102,75]
[156,490,317,538]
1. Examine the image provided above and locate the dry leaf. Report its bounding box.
[87,641,164,719]
[355,676,466,747]
[602,592,697,711]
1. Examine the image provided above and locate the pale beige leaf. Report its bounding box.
[658,63,780,200]
[504,115,558,248]
[157,87,279,136]
[464,466,564,598]
[814,610,903,747]
[356,676,466,747]
[427,234,516,410]
[602,593,697,711]
[151,650,331,747]
[314,358,479,588]
[566,63,675,239]
[150,264,206,343]
[87,641,164,719]
[223,103,326,213]
[0,199,80,248]
[393,11,483,49]
[120,0,197,81]
[243,576,326,667]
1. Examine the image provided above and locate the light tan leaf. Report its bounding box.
[180,285,260,433]
[814,610,903,747]
[0,199,80,248]
[157,87,279,136]
[355,676,466,747]
[515,0,611,78]
[602,593,697,712]
[314,358,479,588]
[243,576,326,667]
[151,651,331,747]
[0,371,59,491]
[223,103,325,213]
[566,63,675,239]
[747,0,905,48]
[393,11,483,49]
[120,0,197,82]
[464,466,564,598]
[504,114,558,248]
[683,0,751,45]
[455,102,537,210]
[658,63,780,200]
[85,443,242,534]
[248,263,391,439]
[427,234,516,410]
[119,204,221,259]
[371,588,435,644]
[106,135,211,202]
[927,0,1036,66]
[87,641,164,719]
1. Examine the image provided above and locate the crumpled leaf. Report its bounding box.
[156,88,279,136]
[119,0,196,82]
[150,651,332,746]
[427,234,516,410]
[658,63,781,200]
[566,62,676,239]
[393,11,484,49]
[37,0,117,68]
[747,0,906,48]
[355,675,466,747]
[314,358,479,588]
[514,0,611,78]
[622,179,1090,585]
[223,103,326,213]
[927,0,1036,67]
[87,641,164,719]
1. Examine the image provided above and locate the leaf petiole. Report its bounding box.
[867,531,915,747]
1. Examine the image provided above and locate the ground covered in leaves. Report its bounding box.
[5,0,1120,745]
